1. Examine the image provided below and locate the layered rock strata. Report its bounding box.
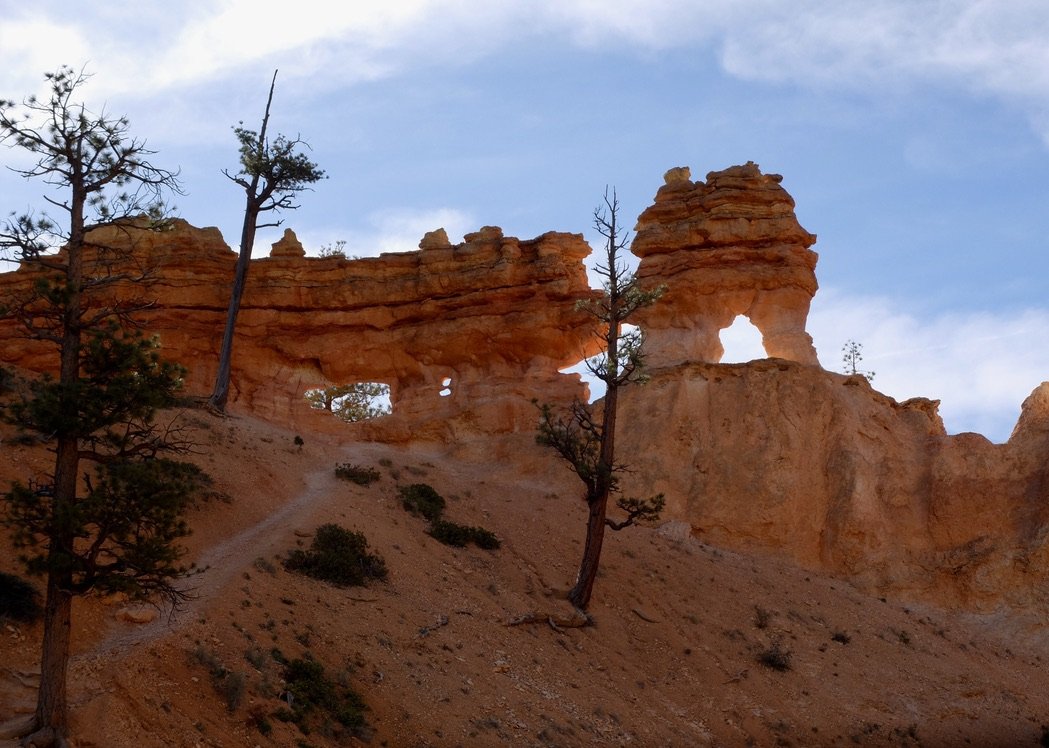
[0,220,600,439]
[632,162,820,367]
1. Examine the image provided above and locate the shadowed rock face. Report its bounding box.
[632,162,820,367]
[0,219,600,440]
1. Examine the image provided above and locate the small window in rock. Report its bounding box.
[720,316,765,363]
[561,357,602,404]
[305,382,392,421]
[439,377,452,397]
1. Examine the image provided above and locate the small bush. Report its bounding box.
[831,630,851,645]
[399,483,446,522]
[757,642,792,671]
[335,463,380,486]
[219,670,247,712]
[429,520,500,550]
[282,656,368,737]
[0,571,41,623]
[190,646,245,711]
[284,524,387,587]
[245,646,267,670]
[753,606,772,630]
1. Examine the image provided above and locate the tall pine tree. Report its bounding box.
[0,66,211,748]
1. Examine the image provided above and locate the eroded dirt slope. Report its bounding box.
[2,412,1049,747]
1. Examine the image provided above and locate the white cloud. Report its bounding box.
[301,207,476,258]
[0,17,91,93]
[808,289,1049,442]
[9,1,1049,133]
[656,290,1048,443]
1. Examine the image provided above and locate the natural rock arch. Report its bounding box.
[631,162,820,368]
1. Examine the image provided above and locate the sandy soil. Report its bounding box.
[3,410,1049,747]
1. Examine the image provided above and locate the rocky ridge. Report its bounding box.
[1,163,1046,613]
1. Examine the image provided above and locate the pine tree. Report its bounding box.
[537,188,664,613]
[208,70,325,412]
[0,66,210,748]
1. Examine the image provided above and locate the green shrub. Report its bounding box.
[0,571,41,623]
[398,483,445,522]
[282,656,368,737]
[757,642,792,671]
[429,520,500,550]
[334,463,380,486]
[219,670,246,712]
[284,524,387,587]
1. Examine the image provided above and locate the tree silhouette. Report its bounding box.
[0,66,211,748]
[537,188,664,613]
[208,70,325,412]
[841,339,875,382]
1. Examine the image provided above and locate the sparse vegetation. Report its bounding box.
[831,630,852,645]
[399,483,446,521]
[334,463,381,486]
[0,571,41,622]
[190,646,246,711]
[246,704,273,736]
[429,519,501,550]
[757,641,792,671]
[399,483,499,550]
[253,556,277,575]
[283,523,387,587]
[306,382,392,422]
[318,239,348,259]
[753,606,772,630]
[280,656,368,738]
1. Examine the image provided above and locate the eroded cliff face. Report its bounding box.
[616,362,1049,610]
[618,163,1049,609]
[1,164,1046,611]
[0,220,599,439]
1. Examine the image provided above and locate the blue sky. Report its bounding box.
[2,1,1047,441]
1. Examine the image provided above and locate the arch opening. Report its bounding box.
[305,381,393,421]
[719,316,765,363]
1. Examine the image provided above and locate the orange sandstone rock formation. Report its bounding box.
[2,165,1047,613]
[0,219,599,440]
[632,162,820,367]
[613,161,1049,609]
[617,361,1049,609]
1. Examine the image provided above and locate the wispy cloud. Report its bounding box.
[806,289,1049,442]
[11,2,1049,115]
[299,207,476,258]
[710,291,1049,442]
